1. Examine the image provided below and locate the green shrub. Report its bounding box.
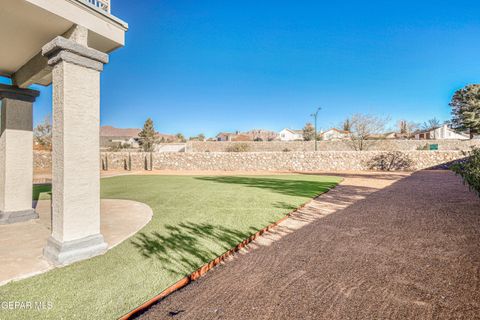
[108,142,129,152]
[225,143,251,152]
[416,143,428,150]
[451,148,480,197]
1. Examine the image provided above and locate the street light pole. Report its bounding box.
[311,107,321,151]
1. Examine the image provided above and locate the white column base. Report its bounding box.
[0,209,38,224]
[43,234,107,266]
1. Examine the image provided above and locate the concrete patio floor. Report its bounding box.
[0,199,152,285]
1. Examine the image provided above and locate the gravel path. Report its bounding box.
[137,171,480,320]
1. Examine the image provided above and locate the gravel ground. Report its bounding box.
[137,170,480,320]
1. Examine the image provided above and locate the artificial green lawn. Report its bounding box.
[0,175,340,320]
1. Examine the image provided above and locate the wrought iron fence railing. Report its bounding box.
[82,0,110,13]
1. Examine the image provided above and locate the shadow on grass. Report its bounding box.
[273,201,299,211]
[194,177,338,198]
[131,222,256,276]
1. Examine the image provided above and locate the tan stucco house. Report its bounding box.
[320,128,350,141]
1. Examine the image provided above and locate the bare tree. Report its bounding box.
[422,117,441,139]
[33,116,52,150]
[397,120,419,138]
[348,114,388,151]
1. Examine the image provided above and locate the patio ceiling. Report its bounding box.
[0,0,127,78]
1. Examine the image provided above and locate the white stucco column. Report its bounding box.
[42,36,109,265]
[0,85,39,224]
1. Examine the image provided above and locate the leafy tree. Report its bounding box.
[303,123,315,141]
[138,118,159,152]
[452,148,480,197]
[450,84,480,138]
[225,143,251,152]
[342,118,351,132]
[198,133,206,141]
[33,116,52,150]
[176,133,186,142]
[348,114,388,151]
[107,142,129,152]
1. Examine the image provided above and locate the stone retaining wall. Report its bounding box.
[94,151,465,172]
[34,150,467,172]
[186,140,480,152]
[34,151,52,170]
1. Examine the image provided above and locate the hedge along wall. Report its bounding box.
[80,151,466,172]
[186,140,480,153]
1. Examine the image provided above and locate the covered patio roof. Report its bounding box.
[0,0,127,85]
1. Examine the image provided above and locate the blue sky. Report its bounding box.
[3,0,480,137]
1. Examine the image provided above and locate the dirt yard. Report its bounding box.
[137,170,480,320]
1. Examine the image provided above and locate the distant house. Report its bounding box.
[231,134,251,141]
[367,132,399,140]
[100,126,141,148]
[320,128,350,141]
[243,129,279,141]
[383,132,397,140]
[392,132,411,140]
[216,132,237,141]
[100,126,180,149]
[216,129,279,141]
[279,128,304,141]
[414,124,469,140]
[106,136,140,148]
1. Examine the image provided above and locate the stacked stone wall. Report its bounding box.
[186,140,480,153]
[34,150,468,172]
[96,151,466,172]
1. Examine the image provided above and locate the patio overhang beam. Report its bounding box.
[12,52,52,88]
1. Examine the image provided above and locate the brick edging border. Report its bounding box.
[118,184,340,320]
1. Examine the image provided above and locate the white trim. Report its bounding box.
[72,0,128,30]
